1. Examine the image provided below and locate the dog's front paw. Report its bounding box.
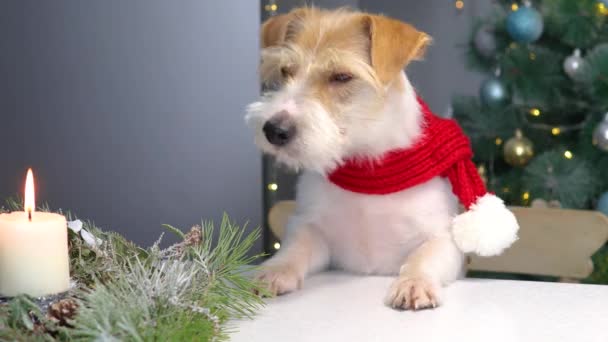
[254,264,302,297]
[385,277,440,311]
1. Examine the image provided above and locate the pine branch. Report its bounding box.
[581,43,608,108]
[543,0,606,48]
[500,44,567,107]
[452,95,520,160]
[522,150,598,208]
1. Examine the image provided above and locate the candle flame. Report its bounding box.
[24,168,35,217]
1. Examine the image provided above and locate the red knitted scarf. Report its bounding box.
[328,97,487,209]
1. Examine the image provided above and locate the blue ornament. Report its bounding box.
[598,192,608,217]
[480,77,510,108]
[474,26,497,58]
[506,6,544,43]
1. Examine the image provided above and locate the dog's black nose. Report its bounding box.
[263,115,296,146]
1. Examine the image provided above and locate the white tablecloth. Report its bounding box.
[231,272,608,342]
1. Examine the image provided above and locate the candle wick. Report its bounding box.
[28,210,32,221]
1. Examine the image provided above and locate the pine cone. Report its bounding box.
[47,298,78,326]
[183,225,203,247]
[172,225,203,257]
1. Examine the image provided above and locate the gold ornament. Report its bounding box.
[599,2,608,16]
[503,129,534,166]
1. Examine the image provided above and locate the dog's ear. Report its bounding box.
[261,13,292,48]
[362,15,431,84]
[261,8,311,48]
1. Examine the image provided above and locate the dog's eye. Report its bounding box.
[329,73,353,83]
[280,67,293,79]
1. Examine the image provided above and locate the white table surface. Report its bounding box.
[231,272,608,342]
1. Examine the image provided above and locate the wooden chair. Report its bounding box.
[268,200,608,282]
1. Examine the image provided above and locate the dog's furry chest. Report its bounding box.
[290,172,458,275]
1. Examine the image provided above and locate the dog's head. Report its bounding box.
[246,7,430,173]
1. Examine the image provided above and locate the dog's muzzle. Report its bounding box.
[263,111,296,146]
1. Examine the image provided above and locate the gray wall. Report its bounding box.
[0,1,262,248]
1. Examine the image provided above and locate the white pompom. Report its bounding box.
[452,194,519,257]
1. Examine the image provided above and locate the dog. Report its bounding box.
[246,7,518,310]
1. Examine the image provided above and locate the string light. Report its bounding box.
[265,0,278,15]
[263,1,282,255]
[529,52,536,60]
[511,3,519,11]
[503,187,510,193]
[455,0,464,10]
[522,192,530,200]
[495,137,503,145]
[529,108,541,117]
[564,150,573,159]
[522,113,591,134]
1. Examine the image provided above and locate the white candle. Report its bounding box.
[0,169,69,297]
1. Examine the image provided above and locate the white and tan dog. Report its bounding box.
[246,7,518,310]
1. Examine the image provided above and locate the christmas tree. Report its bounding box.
[452,0,608,282]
